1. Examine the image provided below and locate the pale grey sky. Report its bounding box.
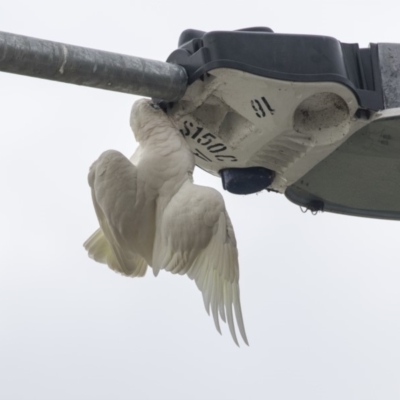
[1,1,400,399]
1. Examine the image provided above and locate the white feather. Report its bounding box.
[84,98,248,345]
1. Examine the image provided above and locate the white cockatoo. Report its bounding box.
[84,98,248,346]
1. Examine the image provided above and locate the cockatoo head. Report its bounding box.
[130,98,169,142]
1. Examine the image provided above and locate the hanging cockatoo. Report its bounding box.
[84,98,248,346]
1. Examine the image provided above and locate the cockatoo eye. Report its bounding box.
[149,102,160,110]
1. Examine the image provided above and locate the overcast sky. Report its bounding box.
[1,1,400,399]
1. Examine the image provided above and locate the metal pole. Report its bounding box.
[0,31,188,101]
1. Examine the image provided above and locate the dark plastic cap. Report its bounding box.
[220,167,275,195]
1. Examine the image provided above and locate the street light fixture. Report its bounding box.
[1,27,399,219]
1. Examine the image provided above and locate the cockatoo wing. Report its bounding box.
[156,181,248,346]
[84,150,147,277]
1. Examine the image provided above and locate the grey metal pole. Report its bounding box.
[0,31,188,101]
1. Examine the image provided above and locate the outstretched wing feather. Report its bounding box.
[157,183,248,346]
